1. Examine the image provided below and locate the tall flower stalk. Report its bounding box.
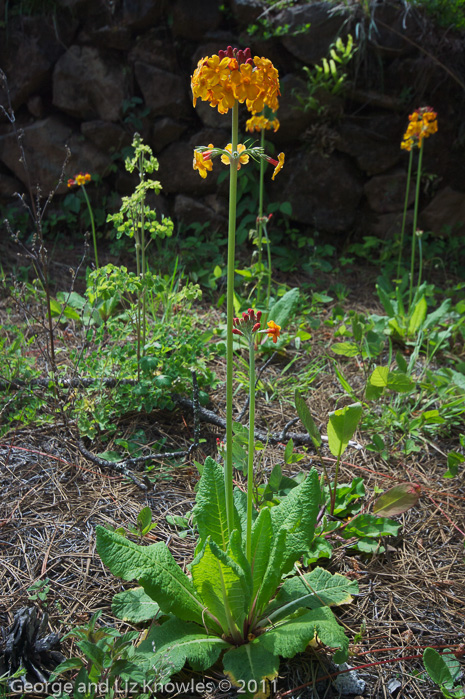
[399,107,438,307]
[68,173,98,268]
[191,46,284,548]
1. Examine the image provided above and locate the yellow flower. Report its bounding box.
[68,172,91,187]
[264,320,281,343]
[245,115,280,133]
[193,144,214,178]
[401,107,438,150]
[265,152,285,180]
[221,143,250,170]
[191,46,280,116]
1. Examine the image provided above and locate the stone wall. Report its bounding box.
[1,0,465,239]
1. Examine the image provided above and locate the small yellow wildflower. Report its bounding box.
[220,143,250,170]
[193,144,214,178]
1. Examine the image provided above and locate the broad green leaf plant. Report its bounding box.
[96,46,356,697]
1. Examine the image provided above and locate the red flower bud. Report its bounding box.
[256,310,262,321]
[232,328,243,336]
[252,322,261,333]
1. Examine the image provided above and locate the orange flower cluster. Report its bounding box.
[401,107,438,151]
[191,46,280,115]
[68,172,91,187]
[245,115,280,133]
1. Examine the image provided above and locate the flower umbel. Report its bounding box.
[191,46,280,115]
[401,107,438,151]
[221,143,250,170]
[232,308,262,339]
[245,115,280,133]
[68,172,91,187]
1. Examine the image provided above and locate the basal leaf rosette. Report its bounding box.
[191,46,280,115]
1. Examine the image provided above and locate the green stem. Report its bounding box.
[330,455,341,516]
[408,144,424,309]
[396,149,413,279]
[246,337,256,562]
[225,101,239,536]
[139,152,147,356]
[264,220,272,313]
[81,186,98,269]
[256,128,265,304]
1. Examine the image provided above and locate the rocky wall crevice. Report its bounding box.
[1,0,465,241]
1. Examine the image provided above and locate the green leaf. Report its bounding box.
[332,363,358,401]
[369,366,389,387]
[268,288,299,329]
[255,526,288,615]
[193,456,240,550]
[250,508,274,600]
[408,295,427,335]
[373,483,421,517]
[137,506,154,534]
[264,567,358,622]
[96,526,204,624]
[259,606,349,664]
[76,641,104,668]
[49,297,62,317]
[191,537,249,633]
[295,390,322,448]
[284,439,294,464]
[223,642,279,697]
[331,342,359,357]
[327,403,362,458]
[343,514,401,538]
[444,451,465,478]
[387,371,415,393]
[376,285,395,317]
[304,538,333,565]
[423,648,462,690]
[269,469,321,573]
[112,587,160,622]
[138,617,230,678]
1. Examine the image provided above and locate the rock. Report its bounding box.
[230,0,266,25]
[151,118,188,153]
[0,171,24,201]
[0,117,112,193]
[120,0,166,30]
[81,121,131,154]
[420,187,465,235]
[368,1,422,57]
[192,99,227,129]
[134,63,191,119]
[275,3,349,64]
[364,171,414,214]
[27,95,45,119]
[337,115,404,175]
[272,74,316,146]
[53,46,131,122]
[279,151,364,233]
[129,33,178,72]
[174,194,227,230]
[85,25,132,51]
[171,0,222,40]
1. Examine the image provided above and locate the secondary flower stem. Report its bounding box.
[81,186,98,269]
[246,336,256,562]
[257,128,265,304]
[396,149,413,279]
[408,143,424,309]
[225,100,239,535]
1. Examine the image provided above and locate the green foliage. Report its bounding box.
[423,647,465,698]
[96,460,356,694]
[409,0,465,30]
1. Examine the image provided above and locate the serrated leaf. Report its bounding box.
[259,606,349,665]
[264,567,358,622]
[96,526,204,624]
[295,390,322,448]
[255,526,288,615]
[138,617,230,678]
[191,537,249,633]
[331,342,359,357]
[112,587,160,622]
[223,642,279,698]
[269,469,320,573]
[373,483,421,517]
[193,456,241,550]
[327,403,362,458]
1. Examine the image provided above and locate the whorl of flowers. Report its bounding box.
[245,115,280,133]
[68,172,91,187]
[401,107,438,152]
[191,46,280,115]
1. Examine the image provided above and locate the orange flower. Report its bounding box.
[263,320,281,343]
[401,107,438,151]
[191,46,280,116]
[265,152,285,180]
[221,143,250,170]
[193,144,214,178]
[68,172,91,187]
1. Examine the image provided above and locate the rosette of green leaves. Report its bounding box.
[96,459,357,696]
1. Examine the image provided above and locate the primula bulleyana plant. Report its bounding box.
[96,47,356,697]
